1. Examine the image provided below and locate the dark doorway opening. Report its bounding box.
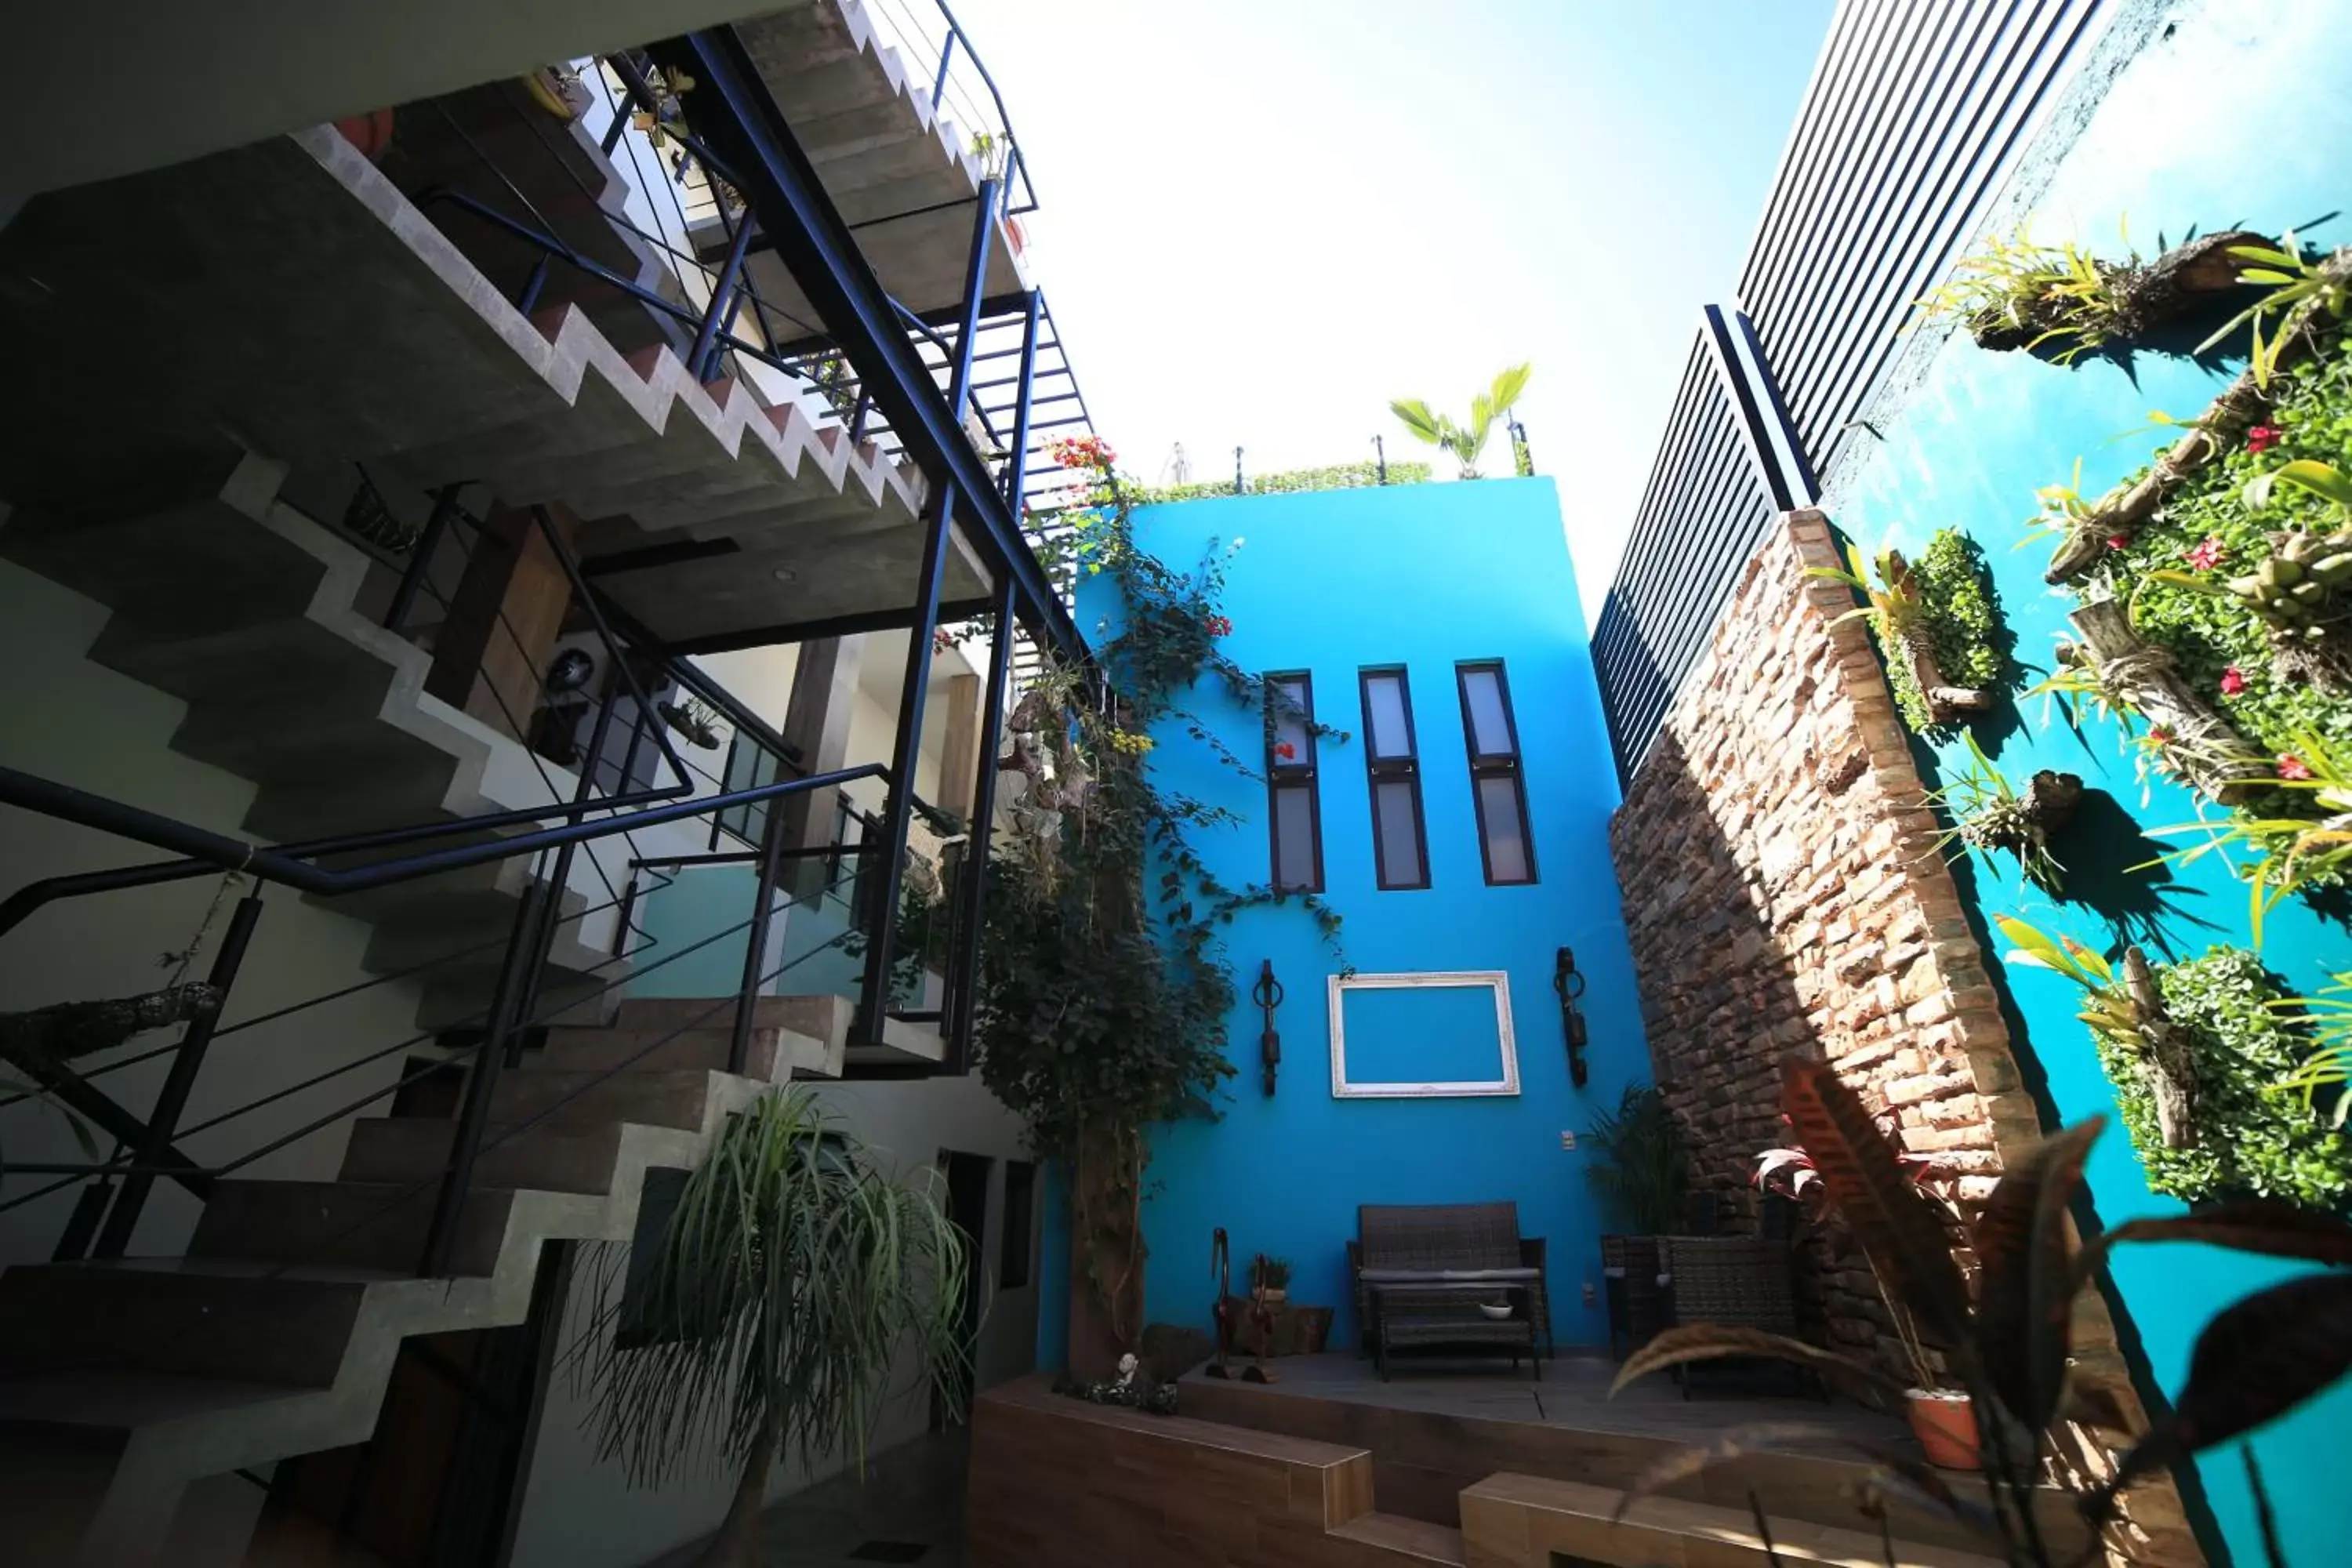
[932,1150,993,1431]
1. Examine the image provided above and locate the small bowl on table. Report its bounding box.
[1477,1301,1514,1321]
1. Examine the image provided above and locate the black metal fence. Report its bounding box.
[1592,0,2109,785]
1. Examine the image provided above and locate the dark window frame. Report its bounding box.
[1456,660,1538,886]
[1265,672,1324,893]
[1358,666,1431,891]
[1000,1160,1037,1289]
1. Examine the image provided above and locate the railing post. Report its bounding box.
[1000,289,1042,508]
[1234,446,1244,495]
[384,485,462,636]
[932,32,956,113]
[518,666,625,1029]
[515,252,554,315]
[947,177,1002,421]
[422,873,555,1277]
[730,789,793,1076]
[942,576,1016,1065]
[688,207,759,383]
[91,892,266,1258]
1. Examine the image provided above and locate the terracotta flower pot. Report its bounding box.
[1906,1388,1980,1470]
[333,109,397,162]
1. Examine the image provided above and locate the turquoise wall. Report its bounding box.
[1830,3,2352,1559]
[1051,477,1649,1359]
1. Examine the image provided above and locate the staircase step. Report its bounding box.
[187,1179,529,1277]
[540,1021,832,1082]
[341,1117,629,1195]
[486,1066,733,1130]
[1330,1512,1468,1566]
[616,992,851,1049]
[0,1260,383,1388]
[1458,1474,2002,1568]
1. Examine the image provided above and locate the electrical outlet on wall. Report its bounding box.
[1559,1130,1577,1150]
[1581,1279,1597,1308]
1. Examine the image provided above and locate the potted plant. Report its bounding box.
[572,1089,971,1567]
[658,695,724,750]
[1583,1083,1690,1356]
[1615,1053,2352,1564]
[1752,1104,1980,1467]
[1250,1254,1291,1304]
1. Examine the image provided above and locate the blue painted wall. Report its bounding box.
[1830,3,2352,1559]
[1053,477,1650,1358]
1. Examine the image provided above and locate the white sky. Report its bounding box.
[942,0,1835,625]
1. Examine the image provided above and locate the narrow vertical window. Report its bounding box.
[1359,667,1428,890]
[1265,673,1323,892]
[1000,1160,1036,1289]
[1457,661,1536,885]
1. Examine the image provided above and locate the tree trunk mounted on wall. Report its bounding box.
[1882,549,1992,726]
[2060,599,2268,805]
[2122,948,2198,1150]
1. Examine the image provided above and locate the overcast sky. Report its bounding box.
[942,0,1835,624]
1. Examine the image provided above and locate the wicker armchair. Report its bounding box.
[1347,1203,1552,1379]
[1657,1235,1811,1398]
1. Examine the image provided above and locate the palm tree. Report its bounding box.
[1388,363,1532,478]
[572,1087,973,1567]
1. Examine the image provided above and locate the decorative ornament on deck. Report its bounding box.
[1251,960,1283,1097]
[1552,946,1589,1088]
[1206,1228,1235,1381]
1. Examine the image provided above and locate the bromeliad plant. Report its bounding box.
[1917,227,2140,361]
[1616,1054,2352,1566]
[1388,363,1532,479]
[570,1089,971,1568]
[1809,531,2006,732]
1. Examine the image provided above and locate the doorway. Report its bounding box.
[932,1150,993,1431]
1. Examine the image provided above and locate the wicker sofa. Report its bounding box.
[1346,1202,1552,1379]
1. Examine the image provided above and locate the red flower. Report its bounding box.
[2218,666,2246,697]
[2248,425,2283,454]
[2182,535,2226,572]
[2278,753,2315,782]
[1205,614,1232,637]
[2148,726,2175,746]
[2107,533,2132,551]
[1274,741,1297,760]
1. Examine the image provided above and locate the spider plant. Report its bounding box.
[1388,363,1531,479]
[571,1088,972,1568]
[1582,1083,1692,1236]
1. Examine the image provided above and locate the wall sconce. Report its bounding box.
[1252,960,1283,1097]
[1553,947,1589,1088]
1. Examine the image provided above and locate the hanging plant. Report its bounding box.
[658,696,724,750]
[1926,732,2079,893]
[1918,225,2269,362]
[1809,531,2009,731]
[2000,920,2352,1208]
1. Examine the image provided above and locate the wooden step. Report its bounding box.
[340,1116,629,1196]
[1458,1473,2003,1568]
[0,1260,381,1388]
[542,1019,836,1082]
[1332,1512,1468,1565]
[485,1065,731,1131]
[187,1179,544,1278]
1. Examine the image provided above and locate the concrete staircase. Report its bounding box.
[0,449,626,1027]
[0,119,977,652]
[726,0,1032,323]
[0,993,850,1566]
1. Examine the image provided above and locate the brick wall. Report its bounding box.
[1606,510,2196,1565]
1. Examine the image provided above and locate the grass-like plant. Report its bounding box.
[1249,1254,1292,1292]
[2152,732,2352,940]
[1917,227,2139,361]
[1612,1054,2352,1566]
[2195,232,2352,388]
[1582,1082,1692,1236]
[1926,731,2071,892]
[571,1088,971,1567]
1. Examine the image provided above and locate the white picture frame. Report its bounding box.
[1327,970,1519,1099]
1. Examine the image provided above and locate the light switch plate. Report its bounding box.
[1559,1130,1577,1150]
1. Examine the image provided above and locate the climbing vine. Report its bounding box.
[970,435,1345,1357]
